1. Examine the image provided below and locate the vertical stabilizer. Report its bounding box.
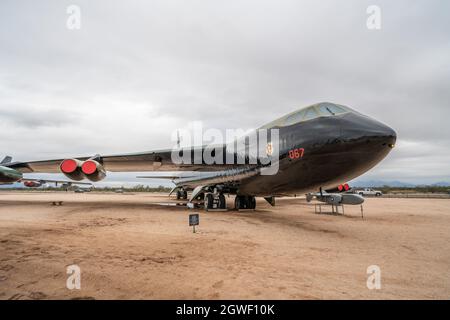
[1,156,12,164]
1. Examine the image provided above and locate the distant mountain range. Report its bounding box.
[430,181,450,187]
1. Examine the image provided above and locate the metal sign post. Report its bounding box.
[189,213,199,233]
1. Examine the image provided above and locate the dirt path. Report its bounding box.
[0,192,449,299]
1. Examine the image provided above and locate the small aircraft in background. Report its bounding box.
[21,178,91,189]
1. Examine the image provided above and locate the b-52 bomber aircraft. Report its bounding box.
[1,102,396,210]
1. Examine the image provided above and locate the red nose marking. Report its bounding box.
[60,159,78,173]
[81,160,97,175]
[344,183,350,191]
[338,185,343,191]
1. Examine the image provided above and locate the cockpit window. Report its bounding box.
[328,105,346,114]
[303,107,318,120]
[318,103,347,115]
[318,104,335,115]
[285,110,305,126]
[271,103,350,129]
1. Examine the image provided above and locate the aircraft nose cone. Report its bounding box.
[366,119,397,148]
[340,113,397,151]
[369,119,397,148]
[316,111,397,188]
[382,125,397,148]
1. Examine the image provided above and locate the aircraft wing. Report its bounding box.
[138,167,260,189]
[7,147,241,174]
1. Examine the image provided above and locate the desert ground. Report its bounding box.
[0,191,449,300]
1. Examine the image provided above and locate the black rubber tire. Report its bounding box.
[182,191,188,200]
[235,196,255,210]
[248,196,256,210]
[235,196,242,210]
[218,194,226,209]
[196,193,204,201]
[204,193,214,210]
[176,190,181,200]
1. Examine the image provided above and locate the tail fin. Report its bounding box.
[1,156,12,164]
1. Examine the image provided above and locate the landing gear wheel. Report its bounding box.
[248,196,256,210]
[218,194,226,209]
[204,193,214,210]
[235,196,242,210]
[196,193,204,201]
[235,195,256,210]
[177,190,187,200]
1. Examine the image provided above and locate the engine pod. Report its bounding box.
[81,160,106,182]
[60,159,85,181]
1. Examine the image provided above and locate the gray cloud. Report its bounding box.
[0,105,80,128]
[0,0,449,183]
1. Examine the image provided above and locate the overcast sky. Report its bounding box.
[1,0,449,185]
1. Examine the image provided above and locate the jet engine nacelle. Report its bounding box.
[60,159,85,181]
[60,158,106,182]
[326,183,350,193]
[81,160,106,182]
